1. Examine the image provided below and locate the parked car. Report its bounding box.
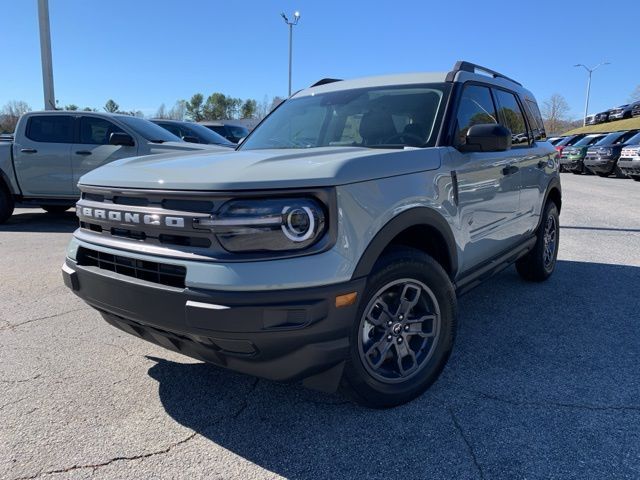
[583,130,640,177]
[151,119,235,147]
[61,60,561,408]
[633,103,640,118]
[200,121,250,143]
[547,136,565,146]
[608,104,635,121]
[559,133,608,174]
[584,114,597,125]
[554,133,587,171]
[618,140,640,181]
[0,111,228,223]
[595,111,610,123]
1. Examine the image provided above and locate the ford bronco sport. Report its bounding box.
[62,61,561,408]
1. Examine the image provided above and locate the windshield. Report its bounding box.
[240,83,449,150]
[186,123,234,146]
[118,116,181,142]
[595,131,638,146]
[623,132,640,145]
[574,135,604,147]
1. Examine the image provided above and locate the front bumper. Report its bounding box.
[62,258,366,388]
[584,156,616,174]
[560,156,584,172]
[618,158,640,176]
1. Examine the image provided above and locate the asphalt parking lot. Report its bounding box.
[1,173,639,480]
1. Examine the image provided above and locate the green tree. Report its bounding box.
[104,99,119,113]
[240,99,257,119]
[185,94,205,121]
[64,104,79,111]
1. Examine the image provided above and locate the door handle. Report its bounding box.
[20,148,37,153]
[502,165,518,176]
[75,150,92,155]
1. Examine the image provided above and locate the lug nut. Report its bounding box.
[387,320,393,327]
[387,335,393,341]
[398,315,404,320]
[397,337,403,343]
[404,325,409,331]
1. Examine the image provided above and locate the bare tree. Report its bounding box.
[0,100,31,133]
[269,96,285,112]
[167,100,186,120]
[155,103,167,119]
[541,94,570,135]
[255,95,270,120]
[629,85,640,102]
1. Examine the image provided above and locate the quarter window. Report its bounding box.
[454,85,497,146]
[493,90,530,147]
[26,115,73,143]
[80,117,125,145]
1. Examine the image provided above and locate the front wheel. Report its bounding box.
[341,247,457,408]
[0,187,15,224]
[632,176,640,182]
[41,205,72,214]
[516,202,560,282]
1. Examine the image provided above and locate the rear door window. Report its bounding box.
[26,115,73,143]
[493,89,530,147]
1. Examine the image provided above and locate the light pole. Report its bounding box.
[38,0,56,110]
[574,62,610,126]
[281,11,300,97]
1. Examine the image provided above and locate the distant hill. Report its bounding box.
[563,116,640,135]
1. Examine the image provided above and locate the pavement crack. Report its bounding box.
[0,307,90,332]
[11,431,199,480]
[449,407,485,480]
[1,374,42,384]
[231,377,260,419]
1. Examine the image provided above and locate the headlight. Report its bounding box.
[598,148,613,156]
[195,197,327,252]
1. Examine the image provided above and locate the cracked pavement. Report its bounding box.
[1,174,639,479]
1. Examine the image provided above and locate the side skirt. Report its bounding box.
[454,237,536,296]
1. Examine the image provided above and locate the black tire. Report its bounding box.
[632,176,640,182]
[341,247,457,408]
[613,165,627,179]
[41,205,72,214]
[0,185,15,224]
[571,170,582,175]
[516,202,559,282]
[596,172,610,178]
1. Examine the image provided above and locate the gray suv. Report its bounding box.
[62,61,561,407]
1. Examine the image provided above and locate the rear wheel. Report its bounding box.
[341,247,457,408]
[632,176,640,182]
[596,172,610,178]
[516,202,559,282]
[41,205,72,214]
[0,186,15,224]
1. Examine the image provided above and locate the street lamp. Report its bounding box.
[281,10,300,97]
[574,62,610,126]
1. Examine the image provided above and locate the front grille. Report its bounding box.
[76,247,186,288]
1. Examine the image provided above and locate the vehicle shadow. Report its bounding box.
[0,209,77,233]
[146,260,640,479]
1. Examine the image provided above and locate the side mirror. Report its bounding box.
[109,132,135,147]
[458,124,511,152]
[182,135,200,144]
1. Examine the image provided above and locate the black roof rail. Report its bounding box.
[445,60,522,86]
[310,78,342,88]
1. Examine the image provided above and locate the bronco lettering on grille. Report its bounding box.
[79,207,185,228]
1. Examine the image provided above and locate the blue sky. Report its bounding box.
[3,0,639,118]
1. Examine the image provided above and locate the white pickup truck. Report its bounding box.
[0,111,229,223]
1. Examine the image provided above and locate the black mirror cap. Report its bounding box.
[182,135,200,144]
[459,124,512,152]
[109,132,135,147]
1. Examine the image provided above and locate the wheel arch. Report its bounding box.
[351,208,459,281]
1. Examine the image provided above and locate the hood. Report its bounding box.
[79,146,443,191]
